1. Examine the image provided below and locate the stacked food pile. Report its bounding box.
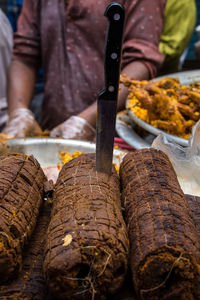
[0,149,199,299]
[121,74,200,139]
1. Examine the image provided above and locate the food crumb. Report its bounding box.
[62,234,73,247]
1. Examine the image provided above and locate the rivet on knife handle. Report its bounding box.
[96,3,125,175]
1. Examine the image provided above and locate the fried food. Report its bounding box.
[121,74,200,138]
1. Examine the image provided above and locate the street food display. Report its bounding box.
[0,147,200,299]
[121,74,200,139]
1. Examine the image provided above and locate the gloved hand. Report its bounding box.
[50,115,96,141]
[2,108,43,138]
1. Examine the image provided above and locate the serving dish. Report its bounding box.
[121,70,200,148]
[153,69,200,85]
[116,110,153,149]
[4,138,125,168]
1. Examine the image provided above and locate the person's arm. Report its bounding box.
[118,61,149,111]
[3,60,42,137]
[8,0,41,113]
[2,0,43,137]
[7,60,37,114]
[159,0,196,61]
[78,61,149,128]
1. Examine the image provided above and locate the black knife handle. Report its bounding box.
[98,3,125,101]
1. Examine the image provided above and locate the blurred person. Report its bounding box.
[7,0,23,32]
[3,0,166,140]
[158,0,196,75]
[0,8,13,131]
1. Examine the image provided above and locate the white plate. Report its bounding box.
[126,69,200,147]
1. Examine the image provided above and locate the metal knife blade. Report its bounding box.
[96,3,125,175]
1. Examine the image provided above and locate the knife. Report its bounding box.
[96,3,125,175]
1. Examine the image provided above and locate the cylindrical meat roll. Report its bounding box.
[120,149,200,299]
[43,153,129,300]
[0,202,51,299]
[185,194,200,241]
[0,154,46,282]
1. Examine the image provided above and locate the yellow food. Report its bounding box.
[121,74,200,139]
[59,151,82,165]
[59,150,120,174]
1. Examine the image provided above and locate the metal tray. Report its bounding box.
[125,69,200,147]
[116,111,152,149]
[153,69,200,85]
[5,138,125,168]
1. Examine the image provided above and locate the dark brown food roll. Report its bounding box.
[185,194,200,241]
[0,202,51,300]
[0,154,46,283]
[43,153,129,300]
[120,148,200,299]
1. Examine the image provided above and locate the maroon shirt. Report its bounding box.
[13,0,166,130]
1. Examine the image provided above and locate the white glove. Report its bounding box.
[2,108,42,138]
[50,116,95,141]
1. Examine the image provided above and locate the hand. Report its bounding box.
[50,116,96,141]
[2,108,43,138]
